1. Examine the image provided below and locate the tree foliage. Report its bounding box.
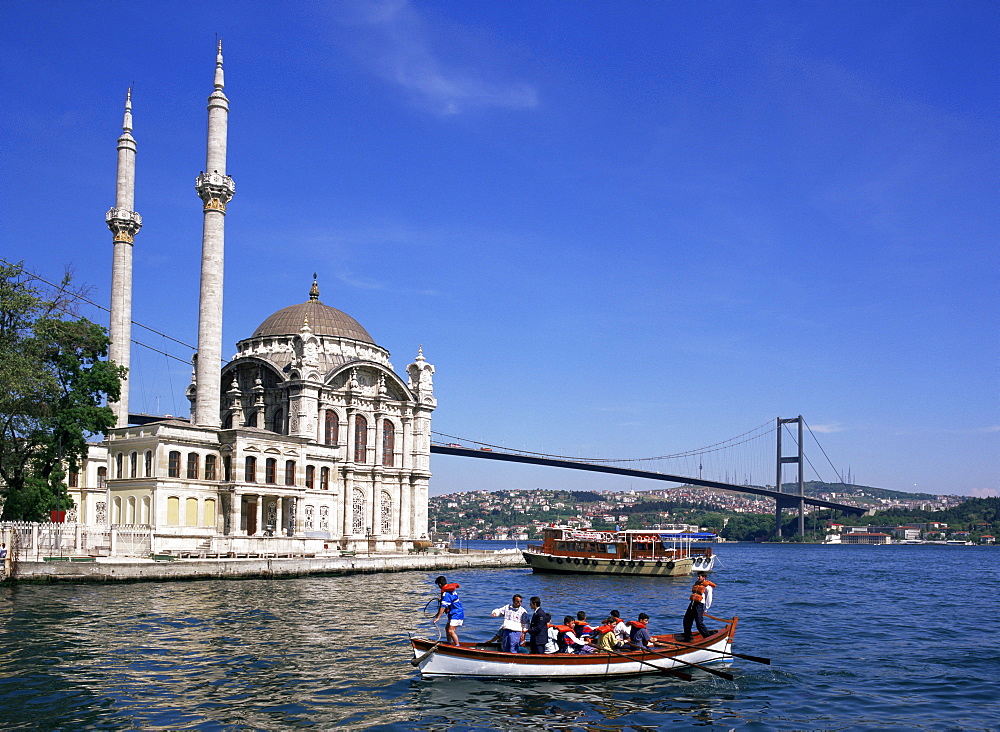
[0,261,125,522]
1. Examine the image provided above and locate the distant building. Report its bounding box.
[843,532,891,545]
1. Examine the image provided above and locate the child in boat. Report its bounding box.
[557,615,595,654]
[571,611,594,639]
[593,618,619,652]
[627,613,657,650]
[608,610,629,648]
[431,575,465,645]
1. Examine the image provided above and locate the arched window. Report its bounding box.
[380,491,392,535]
[324,410,339,446]
[284,460,296,486]
[352,488,365,535]
[320,467,329,491]
[354,415,368,463]
[271,409,284,435]
[141,496,151,524]
[97,466,107,487]
[382,420,395,467]
[245,456,257,483]
[126,496,136,524]
[265,458,277,484]
[115,453,124,479]
[168,451,181,478]
[223,455,232,481]
[113,496,122,524]
[130,452,138,478]
[144,450,152,477]
[166,496,179,524]
[185,497,198,526]
[305,465,315,489]
[68,469,79,488]
[205,454,217,481]
[223,413,233,429]
[203,498,216,528]
[187,453,199,480]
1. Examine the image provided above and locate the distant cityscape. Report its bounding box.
[430,484,978,542]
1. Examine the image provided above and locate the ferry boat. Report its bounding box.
[522,526,716,577]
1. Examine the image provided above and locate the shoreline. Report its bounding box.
[1,550,527,584]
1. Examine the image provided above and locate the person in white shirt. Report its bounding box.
[491,594,529,653]
[609,609,629,648]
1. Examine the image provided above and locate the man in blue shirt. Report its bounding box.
[432,575,465,645]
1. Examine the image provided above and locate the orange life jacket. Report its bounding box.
[594,624,614,635]
[626,620,647,630]
[689,578,717,603]
[440,582,460,592]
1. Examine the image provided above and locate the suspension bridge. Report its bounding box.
[430,416,867,537]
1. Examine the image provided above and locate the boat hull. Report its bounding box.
[523,550,711,576]
[411,622,737,678]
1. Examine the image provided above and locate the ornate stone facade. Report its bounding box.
[67,44,435,556]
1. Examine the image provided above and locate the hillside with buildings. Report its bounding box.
[429,486,991,543]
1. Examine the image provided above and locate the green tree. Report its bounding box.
[0,261,125,522]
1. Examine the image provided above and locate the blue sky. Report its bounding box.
[1,1,996,497]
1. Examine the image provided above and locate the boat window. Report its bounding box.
[606,544,617,554]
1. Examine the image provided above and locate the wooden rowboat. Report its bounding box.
[410,616,738,678]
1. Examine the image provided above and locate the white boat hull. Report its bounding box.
[523,550,715,576]
[411,624,736,679]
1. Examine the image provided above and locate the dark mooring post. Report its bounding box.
[776,416,806,539]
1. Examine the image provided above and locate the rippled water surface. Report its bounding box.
[1,544,998,730]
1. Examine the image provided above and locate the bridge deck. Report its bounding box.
[430,445,865,515]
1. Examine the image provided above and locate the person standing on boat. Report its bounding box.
[526,596,550,654]
[681,571,717,642]
[491,594,529,653]
[432,575,465,645]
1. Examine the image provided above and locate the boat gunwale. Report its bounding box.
[410,621,736,668]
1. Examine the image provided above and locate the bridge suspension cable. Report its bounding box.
[432,418,777,465]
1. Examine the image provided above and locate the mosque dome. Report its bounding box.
[251,277,375,344]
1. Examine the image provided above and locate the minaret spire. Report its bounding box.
[192,40,236,427]
[106,88,142,426]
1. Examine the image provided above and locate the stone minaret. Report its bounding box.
[105,89,142,427]
[192,41,235,427]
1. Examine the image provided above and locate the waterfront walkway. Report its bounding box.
[2,550,526,584]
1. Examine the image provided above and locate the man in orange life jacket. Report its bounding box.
[681,571,717,642]
[627,613,657,649]
[432,575,465,645]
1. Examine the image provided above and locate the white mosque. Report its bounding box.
[68,44,436,555]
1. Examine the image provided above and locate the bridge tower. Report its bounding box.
[775,416,806,538]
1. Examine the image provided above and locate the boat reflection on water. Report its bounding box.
[407,673,742,729]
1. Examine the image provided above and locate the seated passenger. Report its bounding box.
[627,613,657,650]
[558,615,595,654]
[609,610,629,648]
[592,618,619,652]
[572,611,594,639]
[544,623,560,654]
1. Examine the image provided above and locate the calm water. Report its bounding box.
[1,543,998,731]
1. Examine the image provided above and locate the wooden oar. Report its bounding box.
[628,644,735,681]
[599,646,692,681]
[410,640,441,667]
[662,637,770,665]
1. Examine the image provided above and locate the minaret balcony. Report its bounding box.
[106,208,142,243]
